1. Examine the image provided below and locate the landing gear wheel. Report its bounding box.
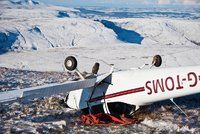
[92,62,100,74]
[152,55,162,67]
[64,56,77,71]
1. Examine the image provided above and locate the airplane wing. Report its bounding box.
[0,78,96,103]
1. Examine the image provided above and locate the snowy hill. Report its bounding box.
[10,0,40,6]
[0,0,40,7]
[0,5,200,52]
[0,4,119,54]
[0,18,118,53]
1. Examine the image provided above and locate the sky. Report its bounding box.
[39,0,200,7]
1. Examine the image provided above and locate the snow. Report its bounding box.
[74,7,200,20]
[0,0,200,133]
[1,17,200,72]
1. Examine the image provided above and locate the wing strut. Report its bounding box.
[170,98,188,117]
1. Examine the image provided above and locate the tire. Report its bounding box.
[64,56,77,71]
[152,55,162,67]
[92,62,100,74]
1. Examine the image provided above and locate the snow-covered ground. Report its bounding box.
[0,67,199,133]
[0,1,200,73]
[0,0,200,133]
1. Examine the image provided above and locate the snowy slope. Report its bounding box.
[1,2,200,54]
[0,1,124,54]
[11,0,40,6]
[0,4,200,72]
[0,0,40,9]
[0,18,118,51]
[0,5,119,53]
[112,18,200,46]
[75,7,200,20]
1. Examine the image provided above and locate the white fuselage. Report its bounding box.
[66,66,200,110]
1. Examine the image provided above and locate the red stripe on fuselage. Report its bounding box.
[89,87,145,102]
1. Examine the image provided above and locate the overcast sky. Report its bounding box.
[39,0,200,7]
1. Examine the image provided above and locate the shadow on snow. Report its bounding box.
[98,20,144,44]
[57,11,70,18]
[0,31,19,54]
